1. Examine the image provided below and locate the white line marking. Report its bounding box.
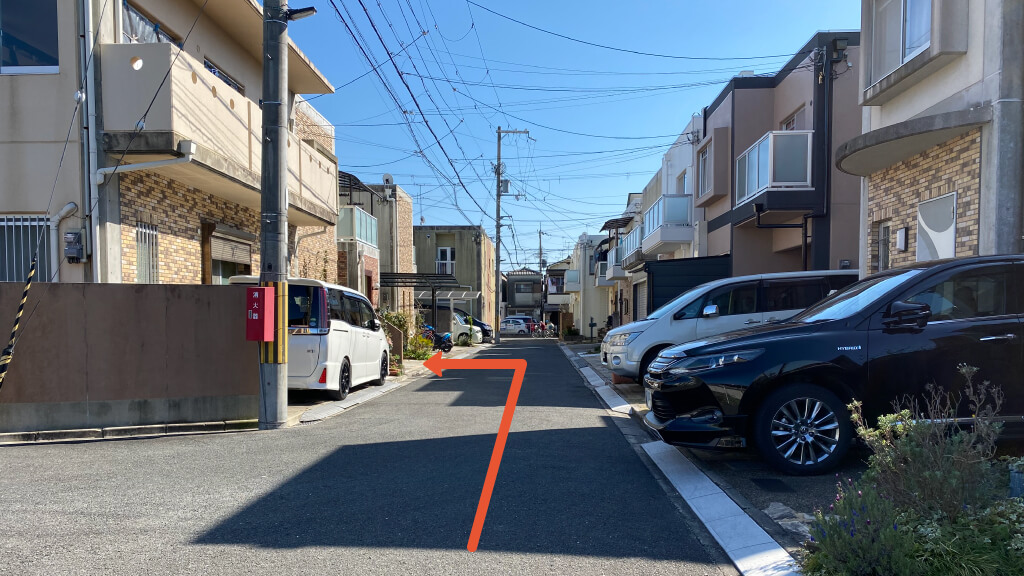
[641,441,798,576]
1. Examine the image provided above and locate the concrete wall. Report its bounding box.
[0,283,258,433]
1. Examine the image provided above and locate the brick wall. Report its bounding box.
[120,171,261,284]
[337,251,349,287]
[293,109,334,153]
[866,129,981,273]
[364,254,379,306]
[120,171,335,284]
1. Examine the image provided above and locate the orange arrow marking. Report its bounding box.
[424,351,527,552]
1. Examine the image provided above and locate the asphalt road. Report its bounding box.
[0,339,735,576]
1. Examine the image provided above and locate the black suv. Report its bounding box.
[643,255,1024,475]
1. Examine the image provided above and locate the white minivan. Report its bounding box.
[601,270,858,382]
[229,276,390,400]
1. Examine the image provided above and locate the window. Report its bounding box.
[878,222,891,272]
[0,0,59,74]
[287,286,325,328]
[697,146,711,197]
[917,192,956,262]
[677,171,689,196]
[342,295,360,325]
[436,247,455,275]
[782,116,797,131]
[354,298,376,329]
[871,0,931,84]
[327,289,344,321]
[204,58,244,95]
[704,282,758,316]
[121,2,178,45]
[908,268,1009,321]
[762,279,826,313]
[136,222,159,283]
[0,216,52,282]
[515,282,532,293]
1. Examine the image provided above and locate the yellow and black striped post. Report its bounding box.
[258,281,288,364]
[0,257,37,392]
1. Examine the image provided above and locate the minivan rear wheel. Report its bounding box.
[373,353,387,386]
[753,383,852,476]
[328,360,351,401]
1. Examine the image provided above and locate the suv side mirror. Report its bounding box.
[884,300,930,328]
[702,304,720,319]
[371,318,382,331]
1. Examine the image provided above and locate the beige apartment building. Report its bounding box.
[697,32,863,276]
[1,0,337,285]
[412,225,496,327]
[836,0,1023,273]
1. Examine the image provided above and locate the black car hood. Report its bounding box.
[658,321,829,359]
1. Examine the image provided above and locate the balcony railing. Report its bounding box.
[100,43,337,226]
[643,196,691,238]
[622,225,644,257]
[337,206,378,248]
[594,261,613,287]
[735,130,813,205]
[436,261,456,275]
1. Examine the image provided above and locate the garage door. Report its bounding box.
[635,280,648,321]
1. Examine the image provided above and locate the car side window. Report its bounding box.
[674,297,705,319]
[356,299,376,329]
[704,282,758,316]
[342,296,361,326]
[907,268,1009,321]
[327,289,344,321]
[761,279,825,313]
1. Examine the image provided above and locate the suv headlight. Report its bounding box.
[667,349,763,375]
[606,332,640,346]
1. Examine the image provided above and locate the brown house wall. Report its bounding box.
[0,284,259,433]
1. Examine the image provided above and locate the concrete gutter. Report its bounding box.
[0,420,257,446]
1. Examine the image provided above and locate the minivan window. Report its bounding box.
[792,270,923,323]
[288,286,324,328]
[355,298,376,329]
[648,288,706,320]
[327,289,345,321]
[705,282,758,316]
[762,279,825,312]
[341,295,360,325]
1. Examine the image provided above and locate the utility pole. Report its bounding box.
[493,126,528,344]
[258,2,315,429]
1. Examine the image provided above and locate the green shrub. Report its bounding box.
[404,335,433,360]
[912,498,1024,576]
[851,364,1005,521]
[802,482,921,576]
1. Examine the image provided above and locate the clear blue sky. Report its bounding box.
[289,1,860,270]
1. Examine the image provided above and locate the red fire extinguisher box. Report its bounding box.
[246,287,275,342]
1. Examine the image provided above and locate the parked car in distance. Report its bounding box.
[602,270,859,382]
[500,318,528,335]
[229,276,389,401]
[420,304,493,343]
[453,312,484,345]
[642,255,1024,475]
[504,315,539,332]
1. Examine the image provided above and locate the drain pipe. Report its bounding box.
[82,0,103,282]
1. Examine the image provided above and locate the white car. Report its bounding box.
[229,276,389,400]
[601,270,859,382]
[499,318,528,335]
[453,312,484,344]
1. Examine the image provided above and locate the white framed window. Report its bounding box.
[0,0,59,75]
[677,170,689,196]
[871,0,932,84]
[436,246,455,275]
[782,116,796,131]
[697,146,711,197]
[1,216,53,282]
[136,222,159,283]
[917,192,956,262]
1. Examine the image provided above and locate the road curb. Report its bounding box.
[558,343,799,576]
[0,420,258,446]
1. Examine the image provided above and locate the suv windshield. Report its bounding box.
[790,270,922,323]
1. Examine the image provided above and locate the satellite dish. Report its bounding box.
[382,173,394,186]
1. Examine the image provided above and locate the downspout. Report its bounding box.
[82,0,102,282]
[391,191,399,310]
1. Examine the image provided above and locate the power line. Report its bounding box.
[467,1,812,62]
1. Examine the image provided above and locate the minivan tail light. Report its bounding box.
[319,367,327,384]
[320,288,330,325]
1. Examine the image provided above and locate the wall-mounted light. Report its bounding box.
[896,227,908,251]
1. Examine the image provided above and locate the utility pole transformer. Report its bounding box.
[494,127,528,344]
[258,1,292,429]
